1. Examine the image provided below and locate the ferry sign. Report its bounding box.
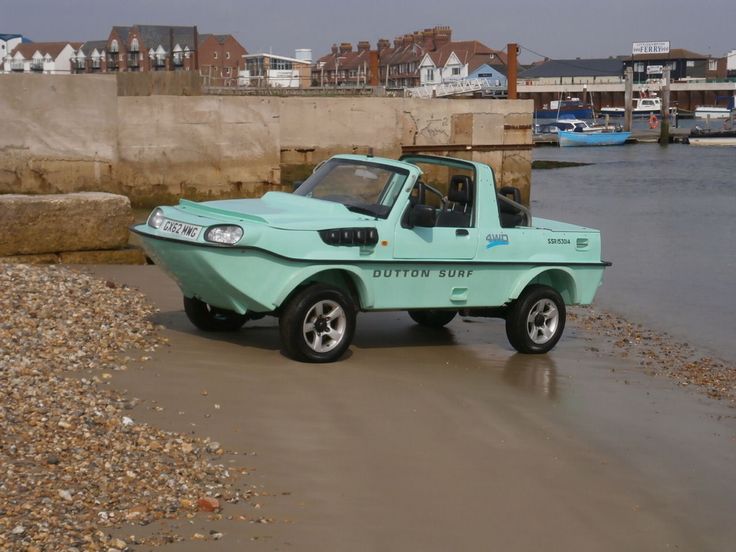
[632,41,670,55]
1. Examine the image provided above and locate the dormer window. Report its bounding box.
[130,38,140,53]
[110,40,119,53]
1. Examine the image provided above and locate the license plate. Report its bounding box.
[160,218,202,240]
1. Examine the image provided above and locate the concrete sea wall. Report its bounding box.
[0,74,533,207]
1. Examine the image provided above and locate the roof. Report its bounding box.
[245,53,310,65]
[199,34,230,45]
[11,41,81,59]
[111,26,131,42]
[519,58,624,78]
[79,40,107,54]
[134,24,197,51]
[631,48,707,61]
[0,33,23,41]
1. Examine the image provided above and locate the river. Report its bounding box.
[532,142,736,362]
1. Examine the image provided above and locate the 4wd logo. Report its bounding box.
[486,233,509,249]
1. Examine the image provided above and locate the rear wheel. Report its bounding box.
[408,310,457,328]
[183,296,248,332]
[279,284,356,363]
[505,285,565,354]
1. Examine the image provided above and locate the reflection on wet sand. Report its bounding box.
[501,354,558,400]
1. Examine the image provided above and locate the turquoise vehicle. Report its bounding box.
[133,154,609,362]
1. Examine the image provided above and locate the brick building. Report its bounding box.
[199,34,247,86]
[105,25,199,73]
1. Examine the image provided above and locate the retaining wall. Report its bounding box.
[0,74,533,206]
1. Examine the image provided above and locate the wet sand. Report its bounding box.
[90,265,736,551]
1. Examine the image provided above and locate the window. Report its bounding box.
[110,40,119,53]
[226,51,230,59]
[709,59,717,71]
[634,62,645,73]
[452,67,461,76]
[130,38,139,52]
[271,58,293,70]
[687,60,695,67]
[426,68,434,81]
[214,51,218,59]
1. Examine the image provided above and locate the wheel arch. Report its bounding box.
[274,266,372,310]
[510,267,578,304]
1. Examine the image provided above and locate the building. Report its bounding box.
[315,42,377,87]
[105,25,199,73]
[518,58,625,85]
[70,40,108,73]
[623,48,713,82]
[1,33,28,65]
[199,34,247,86]
[418,40,507,87]
[378,28,453,89]
[4,41,81,74]
[242,52,312,88]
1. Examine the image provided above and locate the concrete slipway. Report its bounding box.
[89,265,736,551]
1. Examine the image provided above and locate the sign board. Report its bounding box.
[632,41,670,55]
[646,65,664,74]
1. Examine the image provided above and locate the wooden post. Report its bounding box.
[660,67,671,144]
[624,67,633,132]
[507,43,518,99]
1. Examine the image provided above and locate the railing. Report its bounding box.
[30,62,44,72]
[10,61,25,72]
[127,54,139,67]
[404,78,505,99]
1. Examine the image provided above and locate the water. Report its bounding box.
[532,143,736,362]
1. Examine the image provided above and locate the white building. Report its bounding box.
[727,49,736,73]
[3,42,81,74]
[0,33,24,66]
[240,53,311,88]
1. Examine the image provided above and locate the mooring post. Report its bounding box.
[660,67,671,144]
[624,67,633,132]
[507,43,518,100]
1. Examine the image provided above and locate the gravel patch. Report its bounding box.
[0,264,251,550]
[570,307,736,403]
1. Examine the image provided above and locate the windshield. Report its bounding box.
[293,159,410,219]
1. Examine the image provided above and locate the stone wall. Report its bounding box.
[0,74,533,207]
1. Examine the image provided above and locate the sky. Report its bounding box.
[1,0,734,63]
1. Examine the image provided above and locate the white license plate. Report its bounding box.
[160,218,202,240]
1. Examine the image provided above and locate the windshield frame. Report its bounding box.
[293,158,412,219]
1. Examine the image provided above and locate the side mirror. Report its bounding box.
[409,204,436,228]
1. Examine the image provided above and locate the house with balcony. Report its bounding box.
[4,42,80,74]
[104,25,199,73]
[315,42,376,88]
[1,33,30,68]
[71,40,108,73]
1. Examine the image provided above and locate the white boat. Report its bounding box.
[535,118,608,134]
[600,96,676,118]
[694,97,735,120]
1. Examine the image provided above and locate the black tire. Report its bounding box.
[408,309,457,328]
[505,285,566,354]
[279,284,356,363]
[183,296,248,332]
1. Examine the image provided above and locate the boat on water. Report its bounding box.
[534,97,595,120]
[686,127,736,146]
[558,130,631,147]
[535,118,607,134]
[694,97,735,120]
[600,95,676,118]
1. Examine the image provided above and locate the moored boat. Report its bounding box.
[686,127,736,146]
[558,130,631,147]
[534,97,594,120]
[600,95,677,118]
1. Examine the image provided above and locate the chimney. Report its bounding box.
[377,38,390,50]
[393,38,401,48]
[422,29,434,50]
[433,26,451,49]
[339,42,352,54]
[331,44,338,55]
[357,41,370,53]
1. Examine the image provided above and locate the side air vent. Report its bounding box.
[319,227,379,246]
[576,238,589,250]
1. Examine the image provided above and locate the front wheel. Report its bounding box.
[279,284,356,363]
[505,285,565,354]
[183,296,248,332]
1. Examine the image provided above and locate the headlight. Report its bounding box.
[147,208,165,229]
[204,225,244,245]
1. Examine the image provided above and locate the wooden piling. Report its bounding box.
[660,67,671,144]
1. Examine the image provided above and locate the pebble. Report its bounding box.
[0,264,253,548]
